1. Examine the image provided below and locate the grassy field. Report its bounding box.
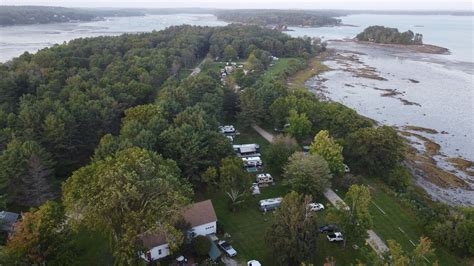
[289,56,331,87]
[260,58,302,82]
[364,180,465,265]
[206,128,366,265]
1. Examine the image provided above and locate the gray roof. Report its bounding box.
[0,211,19,232]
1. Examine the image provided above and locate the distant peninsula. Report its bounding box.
[214,10,342,28]
[0,6,144,26]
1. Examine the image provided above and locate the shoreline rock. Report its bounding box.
[333,39,451,55]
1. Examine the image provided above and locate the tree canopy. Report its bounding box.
[62,148,192,264]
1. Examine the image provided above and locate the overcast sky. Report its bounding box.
[2,0,472,11]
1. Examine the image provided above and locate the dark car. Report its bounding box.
[319,224,337,233]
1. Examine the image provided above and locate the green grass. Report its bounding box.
[364,180,466,265]
[260,58,301,83]
[233,127,270,151]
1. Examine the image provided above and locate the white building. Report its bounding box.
[141,200,217,262]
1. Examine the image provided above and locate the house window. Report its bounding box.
[158,249,162,255]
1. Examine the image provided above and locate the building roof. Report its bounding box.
[140,200,217,249]
[183,200,217,228]
[141,233,168,249]
[0,211,19,232]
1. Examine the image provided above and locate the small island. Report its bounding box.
[215,10,342,28]
[354,25,449,54]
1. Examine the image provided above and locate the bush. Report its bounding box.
[192,235,211,257]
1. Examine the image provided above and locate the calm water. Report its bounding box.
[288,14,474,62]
[0,14,228,62]
[292,15,474,205]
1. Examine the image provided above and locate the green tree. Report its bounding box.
[345,126,405,177]
[5,201,75,265]
[309,130,345,176]
[266,192,318,265]
[283,152,332,198]
[219,156,252,211]
[326,185,372,247]
[237,88,264,128]
[370,237,437,266]
[265,135,300,175]
[285,109,312,143]
[192,235,211,257]
[62,147,192,264]
[223,45,238,61]
[0,140,55,207]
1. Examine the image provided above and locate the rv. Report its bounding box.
[233,144,261,157]
[259,197,282,211]
[242,157,263,167]
[256,173,273,186]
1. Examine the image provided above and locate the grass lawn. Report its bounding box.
[364,180,466,265]
[260,58,302,82]
[289,56,331,88]
[209,184,365,265]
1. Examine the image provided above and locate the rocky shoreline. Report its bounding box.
[332,39,451,55]
[307,48,473,206]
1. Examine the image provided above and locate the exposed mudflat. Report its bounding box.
[306,42,474,206]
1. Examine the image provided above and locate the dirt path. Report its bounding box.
[251,125,389,255]
[252,125,274,142]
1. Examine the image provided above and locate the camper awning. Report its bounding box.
[208,240,222,260]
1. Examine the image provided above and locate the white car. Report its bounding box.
[344,164,350,173]
[219,125,235,134]
[308,203,325,212]
[248,260,262,266]
[218,240,237,257]
[251,183,261,195]
[327,232,344,242]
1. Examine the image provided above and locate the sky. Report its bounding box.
[1,0,472,11]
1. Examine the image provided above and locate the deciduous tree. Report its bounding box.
[265,135,299,175]
[309,130,345,176]
[63,147,192,264]
[266,192,318,265]
[285,109,312,143]
[283,152,332,198]
[326,185,372,247]
[219,156,252,211]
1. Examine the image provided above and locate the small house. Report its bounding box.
[141,200,217,262]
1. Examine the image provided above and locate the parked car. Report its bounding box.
[308,203,324,212]
[247,260,261,266]
[175,255,188,265]
[319,224,338,233]
[344,164,350,173]
[327,232,344,242]
[218,240,237,257]
[219,125,235,134]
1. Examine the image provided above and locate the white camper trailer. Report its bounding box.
[242,157,263,167]
[259,197,282,212]
[256,173,273,186]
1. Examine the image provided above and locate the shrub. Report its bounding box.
[192,235,211,257]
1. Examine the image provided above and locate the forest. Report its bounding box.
[356,25,423,45]
[215,10,342,27]
[0,6,144,26]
